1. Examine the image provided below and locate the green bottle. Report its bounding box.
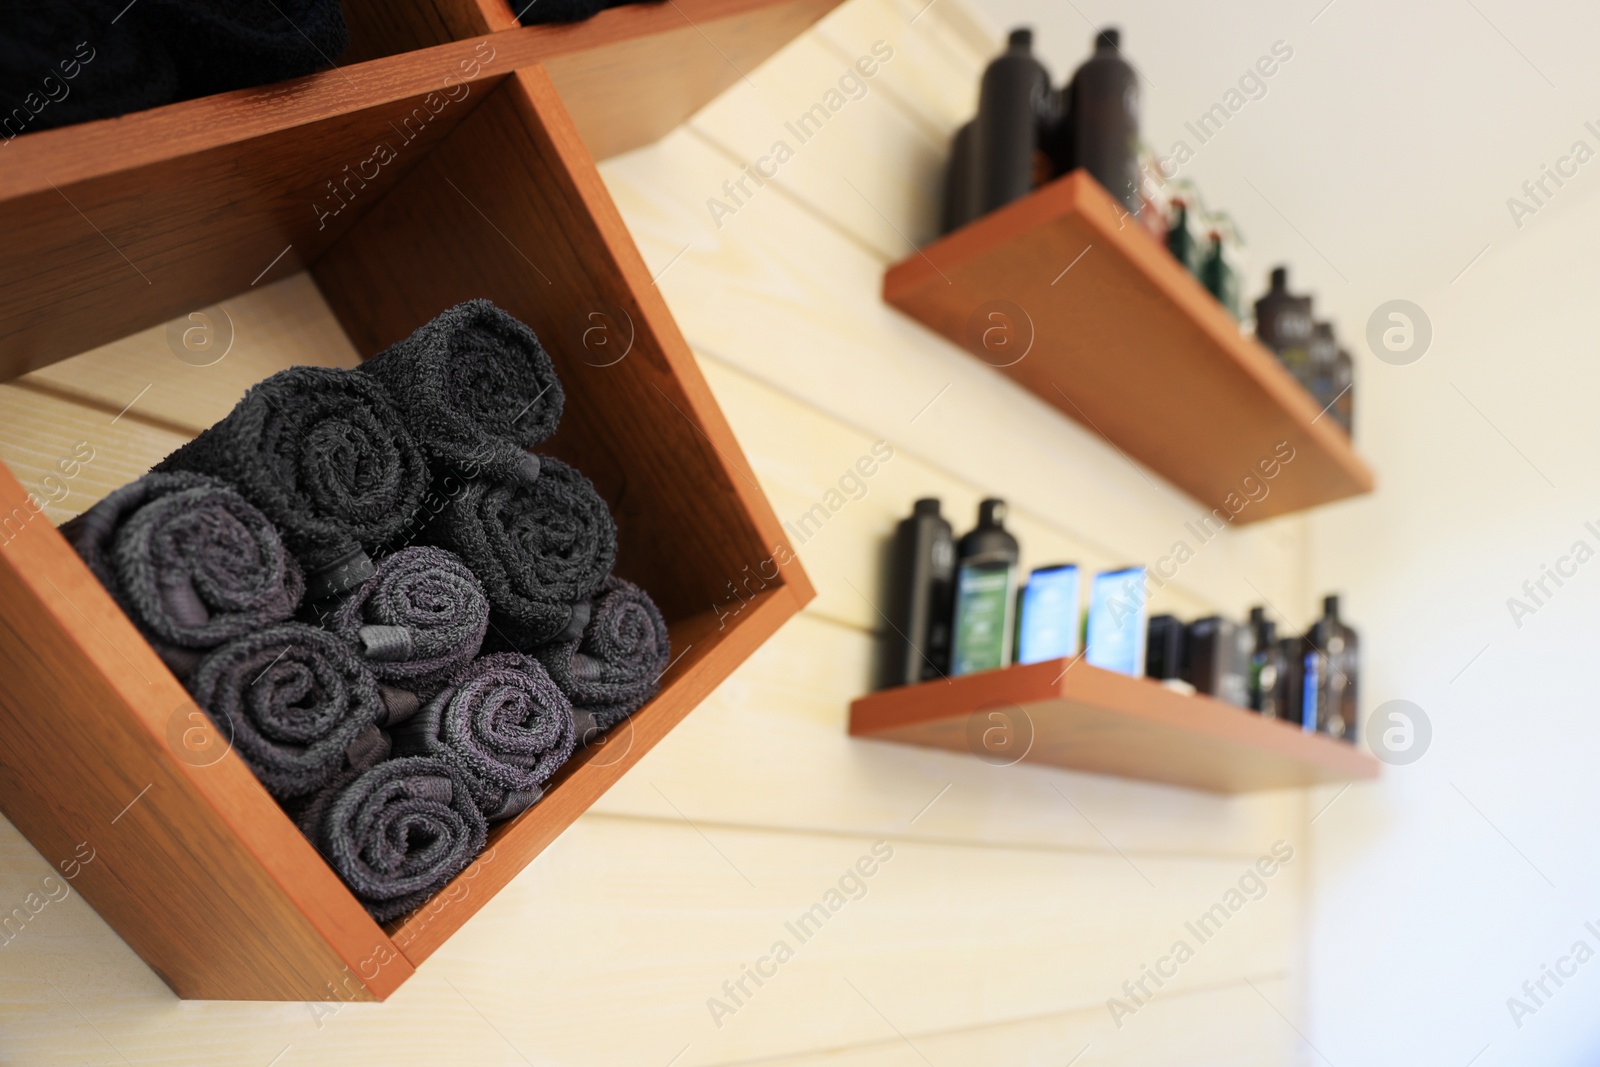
[950,499,1020,676]
[1200,231,1239,320]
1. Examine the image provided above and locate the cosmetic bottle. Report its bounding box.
[1145,614,1186,680]
[1041,85,1074,182]
[1201,231,1241,321]
[973,29,1053,217]
[1308,322,1339,412]
[1331,345,1355,435]
[1185,615,1252,707]
[1253,266,1313,385]
[950,499,1020,675]
[1166,198,1203,276]
[1018,564,1080,665]
[1085,565,1147,677]
[942,120,979,234]
[881,499,956,688]
[1070,27,1141,214]
[1247,607,1285,717]
[1303,595,1359,742]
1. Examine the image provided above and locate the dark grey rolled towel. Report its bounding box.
[424,457,617,647]
[300,756,488,923]
[358,300,563,484]
[190,624,386,799]
[390,654,576,822]
[144,0,347,99]
[330,546,489,702]
[155,366,429,573]
[536,576,669,735]
[58,471,303,678]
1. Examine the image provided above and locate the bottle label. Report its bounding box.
[951,563,1015,675]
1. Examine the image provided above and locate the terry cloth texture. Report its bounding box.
[0,3,177,133]
[535,575,668,735]
[190,624,386,799]
[58,471,303,678]
[156,366,428,572]
[331,546,489,698]
[424,457,616,647]
[512,0,663,25]
[390,653,575,822]
[144,0,347,98]
[302,755,488,922]
[358,300,563,485]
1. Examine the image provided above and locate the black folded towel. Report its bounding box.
[0,3,178,134]
[425,457,617,647]
[156,366,429,581]
[536,576,669,737]
[330,546,489,706]
[145,0,347,99]
[59,471,303,679]
[511,0,664,25]
[391,654,576,822]
[358,300,563,485]
[298,756,488,923]
[190,624,387,799]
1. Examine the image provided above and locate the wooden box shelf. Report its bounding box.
[883,170,1375,523]
[0,53,812,1000]
[849,658,1380,794]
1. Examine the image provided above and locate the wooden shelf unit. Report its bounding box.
[883,170,1375,523]
[849,658,1379,794]
[0,5,822,1000]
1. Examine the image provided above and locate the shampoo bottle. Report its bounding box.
[1253,266,1314,385]
[1308,322,1339,412]
[1304,595,1359,742]
[1247,606,1285,717]
[973,29,1053,217]
[942,120,979,234]
[881,499,956,688]
[950,499,1020,675]
[1201,231,1240,321]
[1070,27,1140,214]
[1332,345,1355,435]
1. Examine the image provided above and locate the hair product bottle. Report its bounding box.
[942,120,979,234]
[881,499,956,688]
[973,29,1053,217]
[1304,595,1359,742]
[1332,344,1355,435]
[1308,322,1339,412]
[950,499,1020,675]
[1201,231,1241,320]
[1253,266,1314,385]
[1248,606,1285,717]
[1070,27,1140,214]
[1145,614,1186,680]
[1166,198,1203,276]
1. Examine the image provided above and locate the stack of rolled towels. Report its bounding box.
[59,300,670,923]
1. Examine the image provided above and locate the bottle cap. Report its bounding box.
[1314,322,1335,338]
[1270,266,1288,290]
[1096,27,1120,49]
[1008,27,1033,49]
[913,498,942,517]
[1250,606,1265,624]
[1324,594,1340,617]
[978,498,1007,527]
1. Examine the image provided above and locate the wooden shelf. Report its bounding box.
[0,60,812,1000]
[849,658,1379,794]
[883,171,1375,523]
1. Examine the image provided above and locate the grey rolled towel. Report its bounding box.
[190,624,387,799]
[58,471,303,679]
[536,576,669,737]
[391,653,576,822]
[330,547,489,710]
[424,457,617,647]
[155,366,429,587]
[300,756,488,923]
[358,300,563,485]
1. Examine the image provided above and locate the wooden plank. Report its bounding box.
[884,170,1376,522]
[0,464,408,1000]
[851,657,1379,793]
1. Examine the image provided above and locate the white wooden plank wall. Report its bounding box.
[0,0,1315,1062]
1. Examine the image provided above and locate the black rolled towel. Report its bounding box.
[58,471,303,678]
[330,546,489,703]
[512,0,664,25]
[190,624,386,799]
[144,0,348,99]
[391,654,576,822]
[0,3,179,134]
[536,576,669,735]
[302,756,488,923]
[358,300,563,484]
[425,458,617,647]
[155,366,429,575]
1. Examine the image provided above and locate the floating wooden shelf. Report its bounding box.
[0,43,814,999]
[849,658,1379,794]
[883,171,1375,523]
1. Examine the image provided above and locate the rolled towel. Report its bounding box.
[536,576,669,736]
[0,3,179,133]
[58,471,303,679]
[300,756,488,923]
[190,624,386,799]
[358,300,563,485]
[425,457,616,647]
[156,366,429,584]
[330,547,489,708]
[391,654,576,822]
[145,0,348,99]
[512,0,663,25]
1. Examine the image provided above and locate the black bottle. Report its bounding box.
[973,28,1053,217]
[1247,607,1286,717]
[1253,266,1314,385]
[942,119,979,234]
[1201,231,1240,321]
[1146,614,1186,681]
[1040,84,1073,179]
[1275,634,1303,727]
[1308,322,1339,412]
[1185,615,1251,707]
[1303,595,1359,743]
[881,498,956,688]
[1331,344,1355,435]
[1070,27,1140,214]
[950,499,1021,675]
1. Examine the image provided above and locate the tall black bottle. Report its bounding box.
[1247,606,1286,718]
[1302,595,1359,743]
[972,28,1052,217]
[1254,266,1314,386]
[880,499,956,688]
[943,120,979,234]
[1070,27,1140,214]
